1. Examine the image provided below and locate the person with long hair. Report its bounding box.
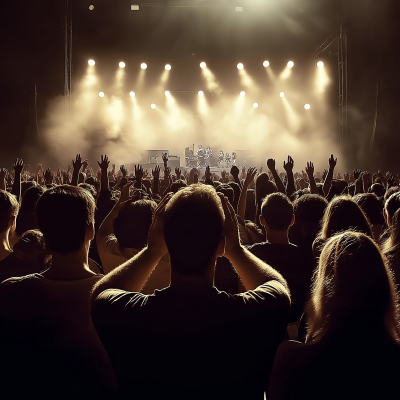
[268,232,400,399]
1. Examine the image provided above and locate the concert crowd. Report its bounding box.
[1,152,400,399]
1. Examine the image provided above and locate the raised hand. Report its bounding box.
[82,159,89,171]
[175,167,181,179]
[283,156,294,173]
[205,165,212,180]
[120,181,135,203]
[135,165,144,181]
[72,154,83,172]
[230,165,239,178]
[14,158,24,175]
[354,168,361,180]
[162,154,168,166]
[305,161,314,176]
[120,165,127,178]
[43,168,53,184]
[387,173,395,188]
[267,158,276,172]
[244,167,257,187]
[97,155,110,171]
[322,169,328,181]
[328,154,337,169]
[152,165,160,180]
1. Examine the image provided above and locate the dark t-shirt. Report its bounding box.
[92,281,290,399]
[0,252,44,283]
[246,242,314,322]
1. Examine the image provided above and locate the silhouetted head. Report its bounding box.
[0,190,19,234]
[260,192,293,231]
[384,192,400,226]
[353,193,384,226]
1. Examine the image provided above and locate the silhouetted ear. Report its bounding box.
[85,222,95,243]
[259,215,266,227]
[289,215,295,227]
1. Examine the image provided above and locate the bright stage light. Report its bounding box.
[198,91,204,96]
[200,62,206,69]
[304,104,311,110]
[165,91,170,96]
[141,63,147,70]
[89,5,94,10]
[317,61,324,68]
[150,103,156,109]
[165,64,171,71]
[263,61,270,67]
[88,59,95,66]
[279,92,285,98]
[240,91,246,97]
[253,103,259,109]
[99,92,105,98]
[287,61,294,68]
[237,63,244,70]
[119,62,126,68]
[129,91,135,97]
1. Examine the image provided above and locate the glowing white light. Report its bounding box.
[198,91,204,96]
[99,92,105,98]
[141,63,147,70]
[88,59,95,66]
[240,91,246,97]
[263,61,270,67]
[317,61,324,68]
[119,62,126,68]
[165,91,170,96]
[279,92,285,98]
[287,61,294,68]
[165,64,171,71]
[200,62,206,69]
[253,103,259,109]
[89,5,94,10]
[304,104,311,110]
[150,103,156,109]
[237,63,244,70]
[129,91,135,97]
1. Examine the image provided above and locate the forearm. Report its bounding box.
[100,169,110,191]
[323,169,334,197]
[286,173,296,198]
[71,170,79,186]
[153,179,159,194]
[307,174,318,195]
[227,246,288,291]
[237,184,249,221]
[97,201,121,241]
[91,247,162,301]
[11,173,21,202]
[271,171,286,194]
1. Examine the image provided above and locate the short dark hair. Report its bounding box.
[353,193,384,226]
[170,179,187,194]
[216,184,234,206]
[164,184,224,276]
[36,185,95,254]
[369,183,385,198]
[0,190,19,232]
[385,192,400,224]
[294,194,328,225]
[114,199,157,250]
[261,192,293,230]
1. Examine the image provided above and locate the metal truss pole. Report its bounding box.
[63,0,72,119]
[338,0,348,145]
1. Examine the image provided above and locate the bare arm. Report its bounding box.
[267,159,286,194]
[11,159,24,202]
[237,167,257,222]
[283,156,295,198]
[306,162,318,195]
[322,154,337,197]
[71,154,83,186]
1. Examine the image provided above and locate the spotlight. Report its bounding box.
[165,64,171,71]
[237,63,244,70]
[240,91,246,97]
[99,92,105,98]
[279,92,285,98]
[287,61,294,68]
[141,63,147,70]
[198,91,204,96]
[317,61,324,68]
[200,62,206,69]
[89,5,94,10]
[150,103,156,109]
[304,104,311,110]
[253,103,259,109]
[119,62,126,68]
[165,91,170,96]
[263,61,270,67]
[129,91,135,97]
[88,59,95,66]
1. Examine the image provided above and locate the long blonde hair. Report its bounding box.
[306,231,400,343]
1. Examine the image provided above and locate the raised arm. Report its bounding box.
[322,154,337,197]
[267,158,286,194]
[97,155,110,192]
[11,159,24,202]
[92,193,172,301]
[305,162,318,195]
[237,167,257,222]
[283,156,295,198]
[219,193,289,292]
[71,154,83,186]
[152,165,160,195]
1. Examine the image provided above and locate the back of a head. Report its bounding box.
[21,181,37,198]
[113,199,157,249]
[384,186,399,203]
[294,194,328,225]
[261,192,293,231]
[308,231,400,342]
[321,195,372,240]
[353,193,384,226]
[170,179,187,194]
[164,184,224,276]
[13,229,50,264]
[85,176,100,193]
[255,173,277,206]
[0,190,19,233]
[36,185,95,254]
[385,192,400,224]
[369,183,386,199]
[217,184,234,206]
